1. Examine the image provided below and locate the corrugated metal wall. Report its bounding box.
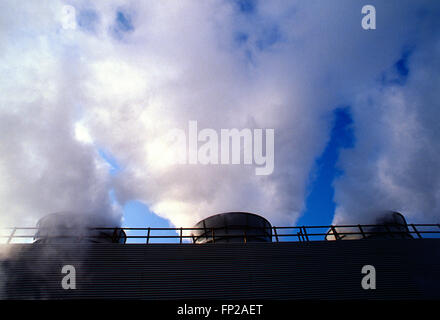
[1,239,439,299]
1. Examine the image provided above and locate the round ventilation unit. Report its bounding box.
[191,212,272,244]
[33,212,126,244]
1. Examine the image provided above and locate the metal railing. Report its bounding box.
[1,224,440,244]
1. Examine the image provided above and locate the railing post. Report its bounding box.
[298,228,305,242]
[112,228,119,243]
[146,227,151,244]
[273,227,279,242]
[384,225,394,238]
[330,226,340,240]
[411,224,422,239]
[180,227,183,244]
[211,228,215,244]
[358,225,366,239]
[7,228,16,244]
[302,226,309,242]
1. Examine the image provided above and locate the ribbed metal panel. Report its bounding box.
[1,239,439,299]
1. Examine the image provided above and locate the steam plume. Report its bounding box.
[0,0,439,230]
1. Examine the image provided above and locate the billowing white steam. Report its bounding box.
[334,30,440,224]
[0,0,439,228]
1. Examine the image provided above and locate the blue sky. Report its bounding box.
[122,200,178,243]
[297,108,354,226]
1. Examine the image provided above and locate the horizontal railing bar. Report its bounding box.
[2,233,439,239]
[2,223,440,244]
[2,229,440,236]
[2,230,440,237]
[2,224,440,231]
